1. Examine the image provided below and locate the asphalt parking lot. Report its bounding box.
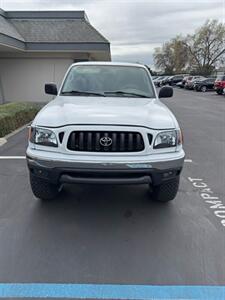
[0,88,225,299]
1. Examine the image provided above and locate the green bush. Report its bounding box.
[0,102,42,137]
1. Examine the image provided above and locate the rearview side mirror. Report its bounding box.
[45,83,58,95]
[158,86,173,98]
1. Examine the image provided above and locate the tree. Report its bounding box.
[153,37,188,74]
[154,20,225,75]
[184,20,225,75]
[153,43,174,74]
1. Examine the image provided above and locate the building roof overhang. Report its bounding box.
[0,9,111,60]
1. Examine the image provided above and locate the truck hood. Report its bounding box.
[34,96,176,129]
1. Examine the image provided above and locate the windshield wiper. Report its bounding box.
[104,91,149,98]
[61,90,105,97]
[61,90,149,98]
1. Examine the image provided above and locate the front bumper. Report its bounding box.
[26,148,185,186]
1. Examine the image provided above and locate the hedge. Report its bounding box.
[0,102,42,138]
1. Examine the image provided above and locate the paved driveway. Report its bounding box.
[0,89,224,299]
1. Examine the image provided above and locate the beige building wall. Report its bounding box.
[0,57,74,102]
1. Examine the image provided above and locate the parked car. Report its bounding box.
[158,76,171,86]
[185,76,205,89]
[153,76,166,87]
[214,75,225,94]
[26,62,185,203]
[181,76,192,87]
[192,78,206,90]
[161,76,173,85]
[168,75,187,86]
[153,76,159,85]
[194,78,215,92]
[176,82,184,88]
[153,77,159,86]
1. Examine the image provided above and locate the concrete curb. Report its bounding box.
[0,123,29,147]
[0,138,7,146]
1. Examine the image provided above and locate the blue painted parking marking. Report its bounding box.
[0,284,225,299]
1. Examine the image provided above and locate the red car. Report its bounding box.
[214,75,225,94]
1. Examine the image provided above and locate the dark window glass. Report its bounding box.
[61,65,155,98]
[216,75,225,81]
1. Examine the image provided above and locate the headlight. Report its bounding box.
[29,127,58,147]
[154,130,182,149]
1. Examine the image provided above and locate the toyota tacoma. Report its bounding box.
[27,62,185,202]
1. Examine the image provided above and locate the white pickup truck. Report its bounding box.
[27,62,185,202]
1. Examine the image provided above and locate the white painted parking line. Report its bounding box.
[184,159,193,163]
[0,156,26,159]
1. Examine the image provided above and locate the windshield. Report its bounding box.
[216,75,225,81]
[61,65,155,98]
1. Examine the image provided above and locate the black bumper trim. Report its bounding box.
[60,174,151,185]
[27,159,182,186]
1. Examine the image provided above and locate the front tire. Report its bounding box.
[150,176,180,202]
[201,86,207,92]
[30,173,59,200]
[216,90,223,95]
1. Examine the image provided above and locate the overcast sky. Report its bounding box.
[0,0,224,66]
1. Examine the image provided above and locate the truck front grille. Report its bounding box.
[67,131,145,152]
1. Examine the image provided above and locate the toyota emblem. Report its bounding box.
[100,136,112,147]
